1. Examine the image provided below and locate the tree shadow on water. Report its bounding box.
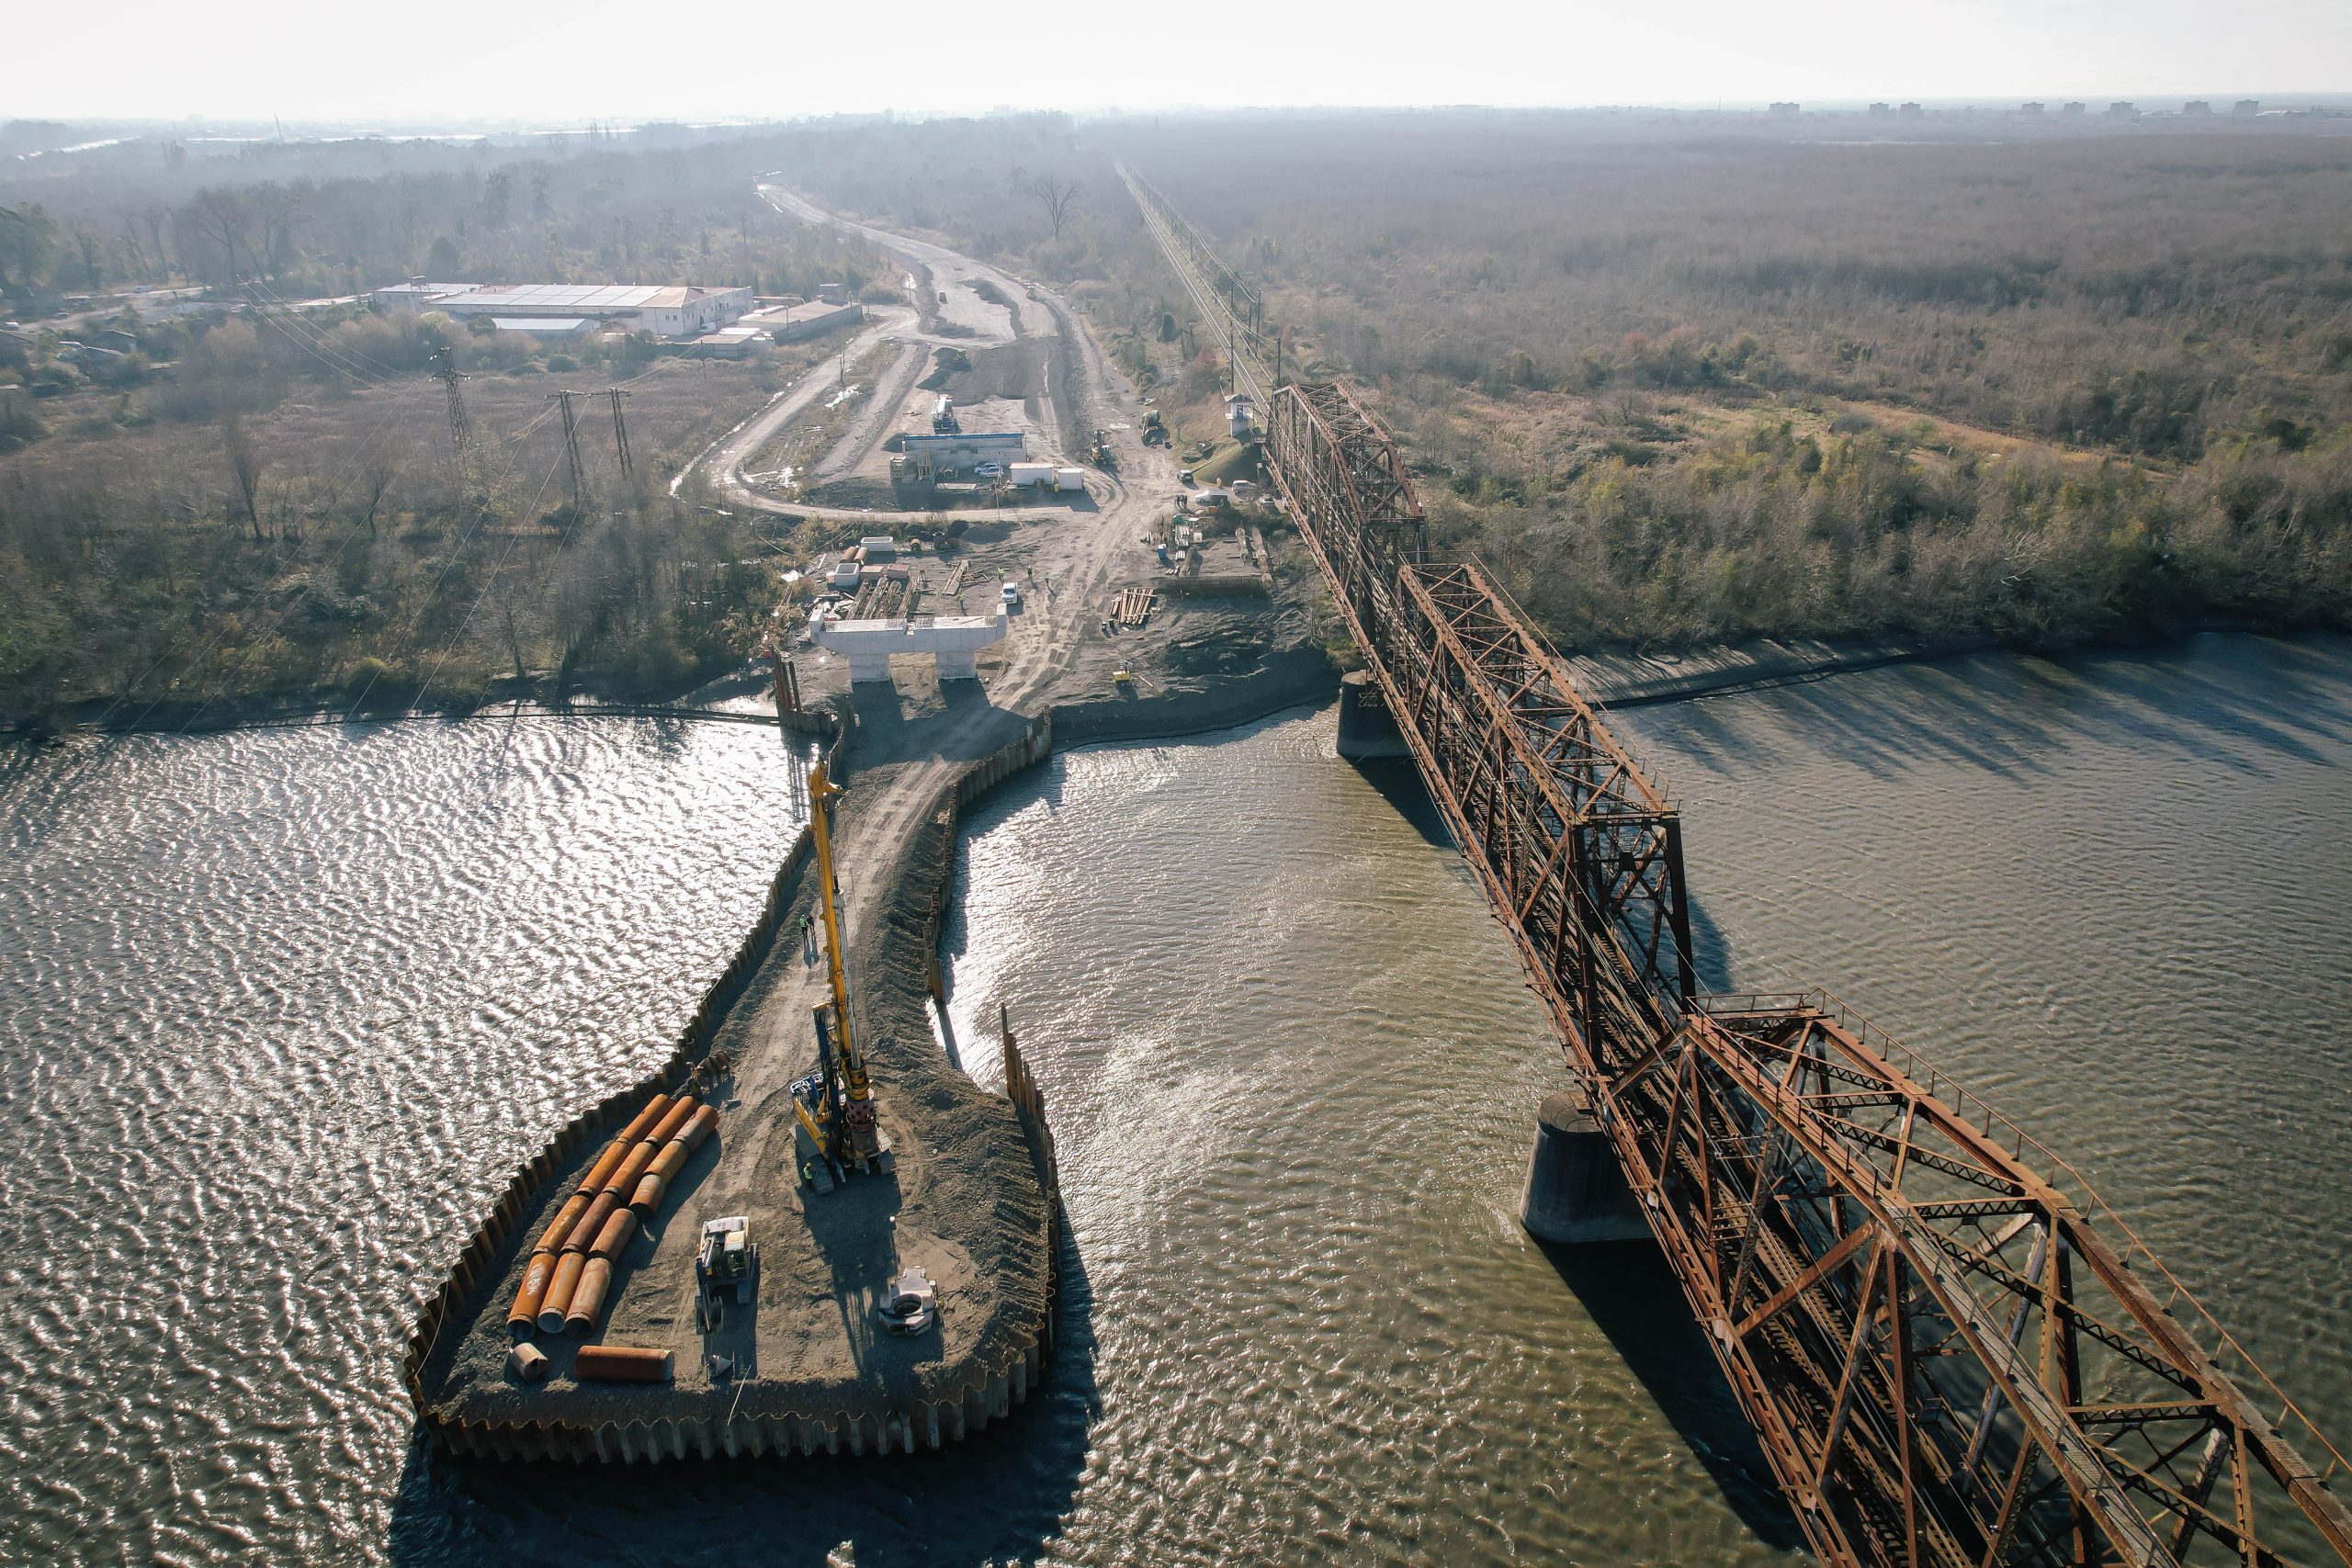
[1536,1235,1808,1554]
[386,1230,1101,1568]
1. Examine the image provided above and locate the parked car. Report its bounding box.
[1001,581,1022,607]
[974,462,1003,480]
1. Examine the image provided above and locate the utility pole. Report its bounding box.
[605,389,634,483]
[430,346,472,467]
[548,389,588,516]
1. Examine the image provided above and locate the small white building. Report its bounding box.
[1225,391,1257,438]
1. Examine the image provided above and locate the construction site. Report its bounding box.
[404,182,1329,1461]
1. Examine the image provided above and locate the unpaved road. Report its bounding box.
[436,190,1184,1419]
[679,184,1123,526]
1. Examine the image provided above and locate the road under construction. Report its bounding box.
[1123,162,2352,1568]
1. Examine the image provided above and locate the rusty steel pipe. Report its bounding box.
[628,1173,667,1215]
[506,1252,558,1338]
[574,1135,634,1199]
[589,1207,638,1261]
[536,1250,587,1334]
[675,1104,718,1153]
[562,1190,618,1255]
[573,1345,672,1382]
[533,1192,591,1256]
[645,1096,699,1147]
[614,1093,672,1148]
[603,1141,659,1200]
[645,1140,690,1185]
[564,1257,614,1334]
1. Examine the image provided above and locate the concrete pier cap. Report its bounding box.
[1519,1090,1652,1245]
[811,609,1008,682]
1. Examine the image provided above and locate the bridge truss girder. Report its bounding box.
[1261,374,2352,1568]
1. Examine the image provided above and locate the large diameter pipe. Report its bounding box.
[565,1257,615,1334]
[675,1104,719,1153]
[575,1134,635,1199]
[537,1251,587,1334]
[506,1252,558,1337]
[615,1093,673,1149]
[628,1173,667,1215]
[589,1207,639,1260]
[646,1141,690,1185]
[603,1141,660,1200]
[646,1096,699,1147]
[533,1192,592,1256]
[563,1191,619,1255]
[574,1345,672,1382]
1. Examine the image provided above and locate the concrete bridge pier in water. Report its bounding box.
[1334,671,1409,760]
[1518,1092,1649,1245]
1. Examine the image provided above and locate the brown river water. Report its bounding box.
[2,632,2346,1565]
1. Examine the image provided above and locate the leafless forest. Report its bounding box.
[6,109,2350,724]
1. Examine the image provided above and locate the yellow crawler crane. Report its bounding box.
[788,759,892,1190]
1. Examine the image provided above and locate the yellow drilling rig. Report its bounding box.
[789,759,892,1191]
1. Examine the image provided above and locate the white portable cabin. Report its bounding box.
[1007,462,1057,487]
[1055,468,1086,491]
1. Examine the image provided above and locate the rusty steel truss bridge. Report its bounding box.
[1121,162,2352,1568]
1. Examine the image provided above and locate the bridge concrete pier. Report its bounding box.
[811,611,1008,683]
[1335,671,1409,759]
[1519,1092,1650,1245]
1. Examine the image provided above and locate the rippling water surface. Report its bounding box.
[0,717,808,1564]
[6,634,2349,1568]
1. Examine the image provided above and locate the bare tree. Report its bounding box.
[351,445,401,538]
[1010,169,1081,241]
[221,414,266,540]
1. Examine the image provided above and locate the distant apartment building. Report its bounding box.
[2234,99,2260,116]
[1768,102,1800,118]
[2019,101,2045,116]
[1868,102,1893,118]
[2183,100,2213,115]
[2062,101,2087,117]
[2107,101,2139,118]
[1898,102,1925,120]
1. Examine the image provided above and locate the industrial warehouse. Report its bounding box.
[370,279,755,338]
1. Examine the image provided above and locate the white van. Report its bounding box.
[1001,581,1022,608]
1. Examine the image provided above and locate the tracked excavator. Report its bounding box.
[789,759,893,1192]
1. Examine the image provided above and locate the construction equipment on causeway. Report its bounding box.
[1123,161,2352,1568]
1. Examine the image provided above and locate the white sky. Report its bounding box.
[9,0,2348,124]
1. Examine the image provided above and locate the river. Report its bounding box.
[3,634,2346,1565]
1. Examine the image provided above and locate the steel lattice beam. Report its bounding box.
[1136,170,2352,1568]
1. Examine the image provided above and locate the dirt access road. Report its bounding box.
[429,193,1187,1428]
[681,184,1123,526]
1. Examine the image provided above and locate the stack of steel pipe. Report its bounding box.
[503,1091,725,1351]
[507,1094,674,1339]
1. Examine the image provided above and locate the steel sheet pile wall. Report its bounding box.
[403,706,1080,1464]
[401,712,843,1455]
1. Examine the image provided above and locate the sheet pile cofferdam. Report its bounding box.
[1123,160,2352,1568]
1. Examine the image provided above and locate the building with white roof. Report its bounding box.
[368,278,753,339]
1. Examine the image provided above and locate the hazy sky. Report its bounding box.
[10,0,2348,124]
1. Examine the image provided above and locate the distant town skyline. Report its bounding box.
[7,0,2349,124]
